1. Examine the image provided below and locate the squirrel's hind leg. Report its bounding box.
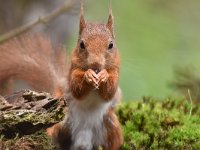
[47,123,71,150]
[103,108,123,150]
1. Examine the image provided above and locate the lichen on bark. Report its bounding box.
[0,90,66,150]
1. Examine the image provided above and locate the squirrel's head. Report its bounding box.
[73,4,119,73]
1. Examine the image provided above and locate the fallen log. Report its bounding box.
[0,89,67,150]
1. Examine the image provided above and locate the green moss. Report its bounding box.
[117,97,200,150]
[1,97,200,149]
[0,131,55,150]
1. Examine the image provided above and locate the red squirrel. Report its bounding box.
[0,5,123,150]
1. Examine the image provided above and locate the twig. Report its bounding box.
[0,0,75,44]
[187,89,193,117]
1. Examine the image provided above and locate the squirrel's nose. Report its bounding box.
[90,63,101,74]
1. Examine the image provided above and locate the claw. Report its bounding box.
[97,69,109,84]
[84,69,99,87]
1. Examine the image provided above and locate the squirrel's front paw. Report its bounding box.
[84,69,99,88]
[97,69,109,84]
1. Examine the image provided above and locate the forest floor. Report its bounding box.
[0,91,200,150]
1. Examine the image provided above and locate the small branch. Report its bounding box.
[0,0,75,44]
[187,89,193,117]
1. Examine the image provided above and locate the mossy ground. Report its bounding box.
[1,97,200,150]
[0,131,55,150]
[118,97,200,150]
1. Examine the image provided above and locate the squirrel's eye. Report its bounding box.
[80,40,85,49]
[108,41,113,50]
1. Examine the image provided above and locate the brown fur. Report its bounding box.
[0,79,14,95]
[0,33,68,97]
[65,7,123,150]
[69,68,92,100]
[0,6,123,150]
[47,123,71,150]
[69,21,120,102]
[98,68,119,101]
[103,108,123,150]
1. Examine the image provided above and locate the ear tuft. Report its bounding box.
[79,1,86,35]
[106,8,114,36]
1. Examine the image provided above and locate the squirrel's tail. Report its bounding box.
[0,33,69,98]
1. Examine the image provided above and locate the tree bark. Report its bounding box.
[0,89,67,150]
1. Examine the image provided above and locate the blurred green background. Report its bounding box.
[0,0,200,100]
[81,0,200,100]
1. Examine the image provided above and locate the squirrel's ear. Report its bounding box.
[79,2,86,34]
[106,9,114,36]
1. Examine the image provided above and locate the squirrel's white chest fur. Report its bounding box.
[65,90,111,150]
